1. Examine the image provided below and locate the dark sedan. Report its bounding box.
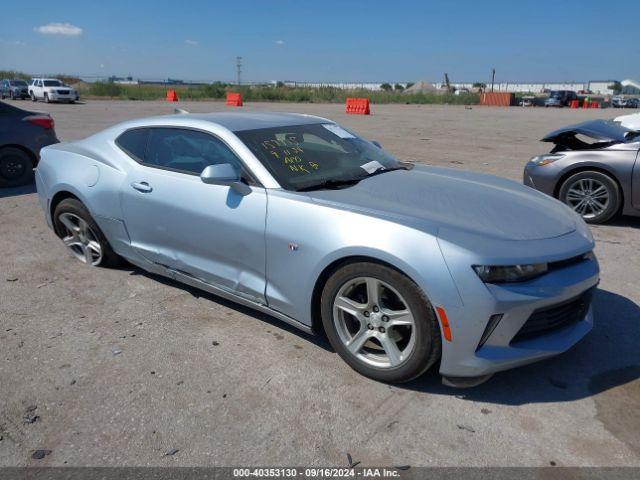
[0,79,29,100]
[524,120,640,224]
[0,101,59,187]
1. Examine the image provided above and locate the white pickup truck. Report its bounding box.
[29,78,79,103]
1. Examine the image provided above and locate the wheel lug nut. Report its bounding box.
[379,327,385,333]
[373,306,379,312]
[364,311,369,317]
[367,324,373,330]
[382,315,389,322]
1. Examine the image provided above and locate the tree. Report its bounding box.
[472,82,486,92]
[608,81,622,94]
[405,82,414,89]
[394,83,405,91]
[380,83,393,92]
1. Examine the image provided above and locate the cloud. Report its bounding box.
[35,22,83,36]
[275,40,285,46]
[185,39,198,45]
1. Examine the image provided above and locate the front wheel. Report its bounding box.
[558,170,621,224]
[53,198,121,267]
[321,262,441,383]
[44,93,50,103]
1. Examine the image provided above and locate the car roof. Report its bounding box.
[150,112,332,132]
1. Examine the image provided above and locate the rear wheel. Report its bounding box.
[559,170,621,224]
[321,262,441,383]
[30,91,37,102]
[53,198,121,267]
[0,147,34,187]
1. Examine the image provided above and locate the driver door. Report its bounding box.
[120,127,267,303]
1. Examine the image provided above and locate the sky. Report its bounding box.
[1,0,638,83]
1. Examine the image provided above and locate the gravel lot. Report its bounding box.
[1,100,639,467]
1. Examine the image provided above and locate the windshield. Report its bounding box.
[549,91,564,98]
[11,80,27,87]
[236,123,404,191]
[43,80,63,87]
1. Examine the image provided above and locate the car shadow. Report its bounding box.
[599,215,640,229]
[399,288,640,404]
[0,182,36,198]
[124,264,332,352]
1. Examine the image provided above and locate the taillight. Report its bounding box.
[24,115,54,130]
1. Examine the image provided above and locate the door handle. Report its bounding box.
[131,181,153,193]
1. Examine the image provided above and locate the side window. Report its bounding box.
[116,128,150,162]
[145,128,245,176]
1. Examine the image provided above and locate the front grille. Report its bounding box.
[511,288,594,343]
[57,89,70,94]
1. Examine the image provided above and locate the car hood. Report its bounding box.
[306,165,577,241]
[542,119,633,143]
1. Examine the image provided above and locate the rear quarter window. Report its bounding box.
[116,128,150,162]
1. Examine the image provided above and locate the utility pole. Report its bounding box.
[491,68,495,92]
[236,56,242,86]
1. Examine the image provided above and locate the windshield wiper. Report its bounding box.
[296,178,362,192]
[360,162,414,179]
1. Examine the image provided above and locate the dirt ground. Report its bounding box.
[1,100,639,467]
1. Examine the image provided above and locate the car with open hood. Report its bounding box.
[524,119,640,223]
[35,112,599,386]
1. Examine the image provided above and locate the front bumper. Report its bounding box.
[47,92,78,102]
[436,230,599,378]
[523,162,559,197]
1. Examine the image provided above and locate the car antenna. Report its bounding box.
[174,108,189,114]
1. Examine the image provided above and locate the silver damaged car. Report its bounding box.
[35,112,599,386]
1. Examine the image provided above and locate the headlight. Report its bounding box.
[528,154,564,166]
[473,263,548,283]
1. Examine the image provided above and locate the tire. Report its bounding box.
[558,170,621,224]
[30,91,37,102]
[44,93,50,103]
[320,262,441,383]
[53,198,121,268]
[0,147,34,187]
[0,93,4,99]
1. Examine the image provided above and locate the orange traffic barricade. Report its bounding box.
[166,90,178,102]
[569,100,580,108]
[345,97,370,115]
[590,101,600,109]
[226,92,243,107]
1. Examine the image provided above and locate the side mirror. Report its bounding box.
[200,164,251,196]
[371,140,382,149]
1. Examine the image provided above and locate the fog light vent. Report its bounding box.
[476,314,503,351]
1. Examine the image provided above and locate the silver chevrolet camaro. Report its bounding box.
[35,112,599,386]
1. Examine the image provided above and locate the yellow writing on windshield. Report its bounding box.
[260,136,319,175]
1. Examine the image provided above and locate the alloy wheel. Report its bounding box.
[565,178,610,219]
[58,212,103,265]
[332,276,416,368]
